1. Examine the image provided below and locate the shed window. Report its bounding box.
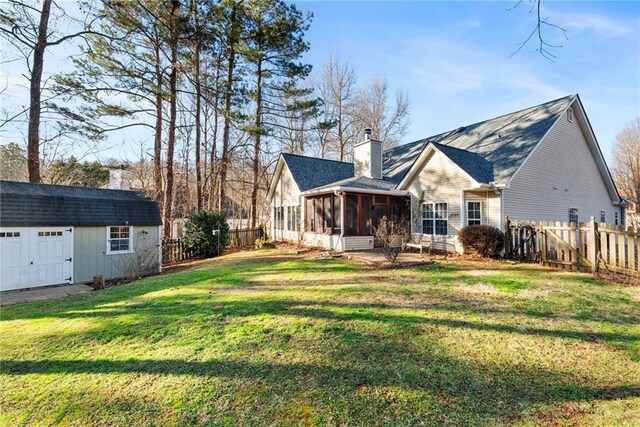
[107,226,132,254]
[568,208,578,225]
[422,202,448,236]
[0,232,20,238]
[467,201,482,226]
[38,231,62,237]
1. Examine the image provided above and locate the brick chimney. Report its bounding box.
[353,128,382,179]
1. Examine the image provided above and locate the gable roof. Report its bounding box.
[387,94,575,186]
[281,153,354,192]
[0,181,162,227]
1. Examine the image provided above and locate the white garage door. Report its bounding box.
[0,227,73,291]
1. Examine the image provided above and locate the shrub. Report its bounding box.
[458,225,504,258]
[373,216,411,263]
[182,210,230,258]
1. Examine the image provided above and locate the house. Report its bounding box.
[267,94,627,252]
[0,181,162,291]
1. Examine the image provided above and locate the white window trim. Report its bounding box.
[466,201,483,226]
[106,225,134,255]
[568,207,579,225]
[567,107,574,123]
[422,202,449,236]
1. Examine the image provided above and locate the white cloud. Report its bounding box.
[543,8,632,38]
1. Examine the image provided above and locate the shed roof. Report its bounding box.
[0,181,162,227]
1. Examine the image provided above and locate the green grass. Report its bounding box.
[1,249,639,426]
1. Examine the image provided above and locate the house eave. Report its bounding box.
[300,186,409,197]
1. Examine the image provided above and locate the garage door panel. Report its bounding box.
[0,229,29,291]
[0,227,73,291]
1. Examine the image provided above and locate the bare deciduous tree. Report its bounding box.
[612,118,640,228]
[354,77,409,149]
[318,52,358,161]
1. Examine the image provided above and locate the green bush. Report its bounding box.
[182,210,230,258]
[458,225,504,258]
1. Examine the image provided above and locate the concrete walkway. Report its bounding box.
[0,284,93,306]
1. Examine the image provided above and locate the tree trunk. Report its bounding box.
[209,53,222,210]
[218,5,239,213]
[153,34,164,206]
[193,27,203,210]
[250,59,262,229]
[163,14,179,238]
[27,0,52,183]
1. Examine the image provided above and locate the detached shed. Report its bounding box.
[0,181,162,291]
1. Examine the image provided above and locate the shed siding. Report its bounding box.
[73,226,160,284]
[503,106,618,223]
[272,163,302,242]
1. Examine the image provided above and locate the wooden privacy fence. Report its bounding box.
[228,226,265,248]
[505,216,640,276]
[161,239,202,265]
[162,227,267,265]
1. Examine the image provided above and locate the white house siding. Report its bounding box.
[343,236,374,251]
[503,105,619,224]
[406,150,476,251]
[464,190,501,229]
[302,233,344,251]
[73,226,160,284]
[271,163,302,242]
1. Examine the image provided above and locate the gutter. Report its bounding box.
[301,186,408,197]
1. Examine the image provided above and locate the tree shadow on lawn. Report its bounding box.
[2,355,639,426]
[7,294,638,361]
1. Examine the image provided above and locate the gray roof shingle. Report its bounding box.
[383,94,575,185]
[307,176,398,193]
[281,153,354,192]
[0,181,162,227]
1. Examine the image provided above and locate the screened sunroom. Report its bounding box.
[300,184,410,251]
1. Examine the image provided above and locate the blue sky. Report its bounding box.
[1,1,638,163]
[299,1,640,162]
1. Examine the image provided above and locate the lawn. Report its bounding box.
[1,249,639,426]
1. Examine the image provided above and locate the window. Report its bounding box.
[0,232,20,238]
[615,212,619,225]
[422,202,448,236]
[568,208,578,225]
[107,226,132,254]
[467,201,482,226]
[38,231,62,237]
[567,107,574,123]
[274,207,284,230]
[287,206,300,232]
[600,211,606,223]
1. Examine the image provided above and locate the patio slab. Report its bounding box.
[345,250,435,265]
[0,284,93,306]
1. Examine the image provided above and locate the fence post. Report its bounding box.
[588,216,599,273]
[504,215,511,259]
[540,221,547,265]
